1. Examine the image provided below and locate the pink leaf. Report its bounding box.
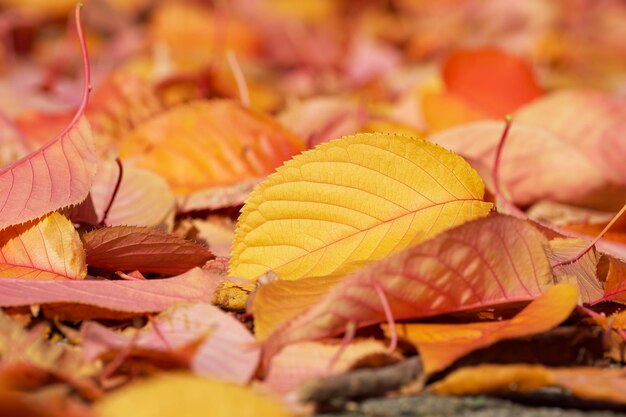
[0,267,220,320]
[82,226,214,275]
[73,160,176,231]
[0,6,97,230]
[263,215,553,362]
[429,121,607,207]
[82,303,259,384]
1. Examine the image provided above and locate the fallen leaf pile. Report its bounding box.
[1,1,626,416]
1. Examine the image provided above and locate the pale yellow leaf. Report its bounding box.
[95,373,292,417]
[230,133,492,284]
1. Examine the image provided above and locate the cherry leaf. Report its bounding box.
[82,226,214,275]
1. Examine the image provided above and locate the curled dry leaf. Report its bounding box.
[429,121,607,207]
[545,238,603,303]
[82,226,214,275]
[95,373,292,417]
[118,100,304,194]
[230,132,492,282]
[0,212,86,280]
[433,364,626,405]
[262,214,553,362]
[595,256,626,305]
[0,267,221,320]
[264,339,389,394]
[176,178,261,213]
[82,303,259,384]
[390,284,578,375]
[72,160,176,231]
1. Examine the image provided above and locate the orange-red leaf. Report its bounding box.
[263,215,553,361]
[82,226,214,275]
[391,284,578,374]
[442,47,543,118]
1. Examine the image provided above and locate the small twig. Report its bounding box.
[101,158,124,226]
[552,202,626,268]
[299,356,422,404]
[226,50,250,108]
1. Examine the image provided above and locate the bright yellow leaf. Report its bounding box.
[0,212,86,280]
[95,373,292,417]
[230,133,492,283]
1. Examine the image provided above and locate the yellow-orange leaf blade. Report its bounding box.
[230,133,492,282]
[95,373,292,417]
[118,100,304,194]
[0,212,86,280]
[393,284,578,375]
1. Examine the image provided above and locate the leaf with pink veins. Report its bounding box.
[263,214,554,362]
[0,5,96,231]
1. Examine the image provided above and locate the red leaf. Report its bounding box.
[82,226,214,275]
[442,47,543,118]
[0,268,220,320]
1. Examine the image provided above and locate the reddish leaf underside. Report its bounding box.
[82,226,214,275]
[263,214,554,362]
[0,268,221,320]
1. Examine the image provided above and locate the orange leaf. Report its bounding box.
[0,213,86,280]
[390,284,578,375]
[433,364,626,405]
[442,47,543,118]
[118,100,304,194]
[263,215,553,362]
[421,90,488,133]
[252,275,344,341]
[82,226,213,275]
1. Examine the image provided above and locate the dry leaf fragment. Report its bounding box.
[82,303,259,384]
